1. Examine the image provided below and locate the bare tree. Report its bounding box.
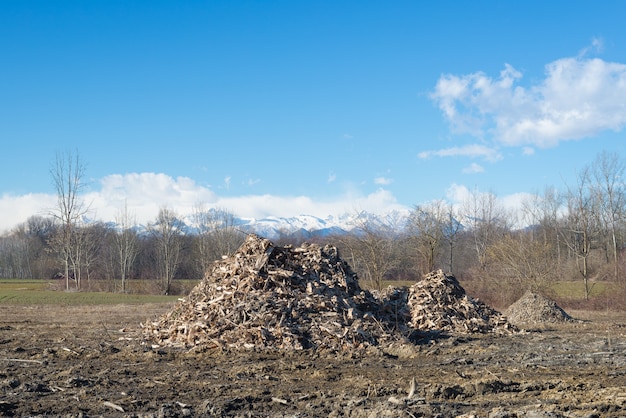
[114,202,139,293]
[49,151,88,290]
[0,232,32,279]
[150,207,183,295]
[338,212,399,290]
[522,187,565,276]
[72,222,107,288]
[408,200,447,274]
[26,216,57,279]
[591,151,626,280]
[442,203,463,273]
[192,204,241,276]
[563,167,601,300]
[486,231,554,292]
[461,189,505,270]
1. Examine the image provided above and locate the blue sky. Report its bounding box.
[1,1,625,231]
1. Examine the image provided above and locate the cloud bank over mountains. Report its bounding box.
[0,172,410,233]
[0,171,539,235]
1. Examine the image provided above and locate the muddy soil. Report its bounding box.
[1,304,626,417]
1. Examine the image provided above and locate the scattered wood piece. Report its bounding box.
[62,347,80,355]
[0,358,44,364]
[103,401,124,412]
[408,377,416,398]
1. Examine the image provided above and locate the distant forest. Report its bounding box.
[2,150,626,310]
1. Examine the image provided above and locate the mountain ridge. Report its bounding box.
[125,210,411,239]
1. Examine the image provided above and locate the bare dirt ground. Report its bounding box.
[1,304,626,417]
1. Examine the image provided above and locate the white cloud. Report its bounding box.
[445,183,535,228]
[522,147,535,156]
[0,173,409,232]
[578,37,604,58]
[431,46,626,149]
[445,183,472,204]
[374,176,393,185]
[328,172,337,183]
[346,188,407,215]
[216,188,407,220]
[87,173,217,224]
[446,183,530,210]
[500,192,535,214]
[418,144,502,162]
[462,163,485,173]
[0,193,56,234]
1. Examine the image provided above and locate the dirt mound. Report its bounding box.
[505,291,572,326]
[406,270,513,334]
[143,234,403,351]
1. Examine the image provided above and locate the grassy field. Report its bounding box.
[549,280,614,299]
[0,277,616,306]
[0,279,179,305]
[0,278,414,305]
[366,279,613,294]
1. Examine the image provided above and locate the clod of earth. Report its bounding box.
[143,234,515,351]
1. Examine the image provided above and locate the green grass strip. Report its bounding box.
[0,287,178,305]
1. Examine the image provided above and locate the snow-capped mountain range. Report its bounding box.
[100,209,411,239]
[235,213,360,239]
[175,210,410,239]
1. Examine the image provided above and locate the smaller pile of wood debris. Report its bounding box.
[143,234,401,351]
[505,291,572,326]
[405,270,514,334]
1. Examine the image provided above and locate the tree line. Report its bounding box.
[0,204,243,295]
[1,151,626,309]
[338,150,626,308]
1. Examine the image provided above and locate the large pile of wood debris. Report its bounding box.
[144,236,515,351]
[505,290,572,326]
[405,270,514,334]
[143,234,402,351]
